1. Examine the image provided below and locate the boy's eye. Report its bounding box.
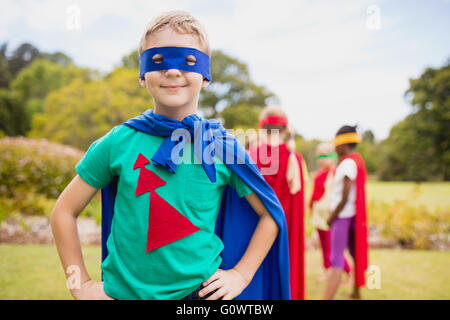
[185,55,196,66]
[152,54,164,64]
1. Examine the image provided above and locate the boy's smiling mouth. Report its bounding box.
[161,84,188,91]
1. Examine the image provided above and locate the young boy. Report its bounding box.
[323,125,368,300]
[249,106,308,300]
[309,142,352,283]
[50,11,290,300]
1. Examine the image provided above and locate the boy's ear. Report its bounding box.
[202,79,210,89]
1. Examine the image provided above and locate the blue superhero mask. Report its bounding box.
[139,46,212,81]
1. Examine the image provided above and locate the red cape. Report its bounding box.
[309,167,333,209]
[341,152,368,287]
[250,143,305,300]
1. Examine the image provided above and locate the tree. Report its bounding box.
[220,103,260,129]
[29,67,152,150]
[379,60,450,181]
[7,43,40,79]
[0,43,76,89]
[0,89,29,136]
[357,130,382,176]
[297,138,321,174]
[120,49,140,69]
[199,50,276,118]
[379,114,440,181]
[10,59,94,129]
[0,44,10,88]
[405,60,450,180]
[39,51,73,66]
[0,45,82,137]
[362,130,375,144]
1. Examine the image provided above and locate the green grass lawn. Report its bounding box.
[306,248,450,300]
[1,244,449,300]
[366,181,450,211]
[305,181,450,212]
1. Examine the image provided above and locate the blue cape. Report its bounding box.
[101,109,291,300]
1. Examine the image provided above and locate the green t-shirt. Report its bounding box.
[75,124,253,300]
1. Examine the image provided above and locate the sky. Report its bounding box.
[1,0,449,141]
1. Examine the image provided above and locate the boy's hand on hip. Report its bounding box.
[199,268,250,300]
[327,216,334,228]
[70,280,115,300]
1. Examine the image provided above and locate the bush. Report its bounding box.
[369,199,450,249]
[0,137,83,197]
[0,137,100,221]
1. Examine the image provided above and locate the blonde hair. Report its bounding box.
[259,106,301,194]
[139,11,211,56]
[316,142,335,156]
[259,105,286,120]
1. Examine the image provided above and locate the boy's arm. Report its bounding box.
[50,174,113,300]
[199,191,279,300]
[327,176,352,227]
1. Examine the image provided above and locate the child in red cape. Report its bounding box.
[323,125,369,300]
[309,142,352,284]
[249,106,308,300]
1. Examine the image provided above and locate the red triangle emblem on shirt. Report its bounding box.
[135,166,166,196]
[133,153,201,252]
[133,152,150,170]
[147,191,201,252]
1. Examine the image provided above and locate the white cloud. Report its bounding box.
[0,0,21,39]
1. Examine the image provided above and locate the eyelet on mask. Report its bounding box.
[185,55,196,66]
[152,53,164,64]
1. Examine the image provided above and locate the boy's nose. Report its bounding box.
[165,68,182,77]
